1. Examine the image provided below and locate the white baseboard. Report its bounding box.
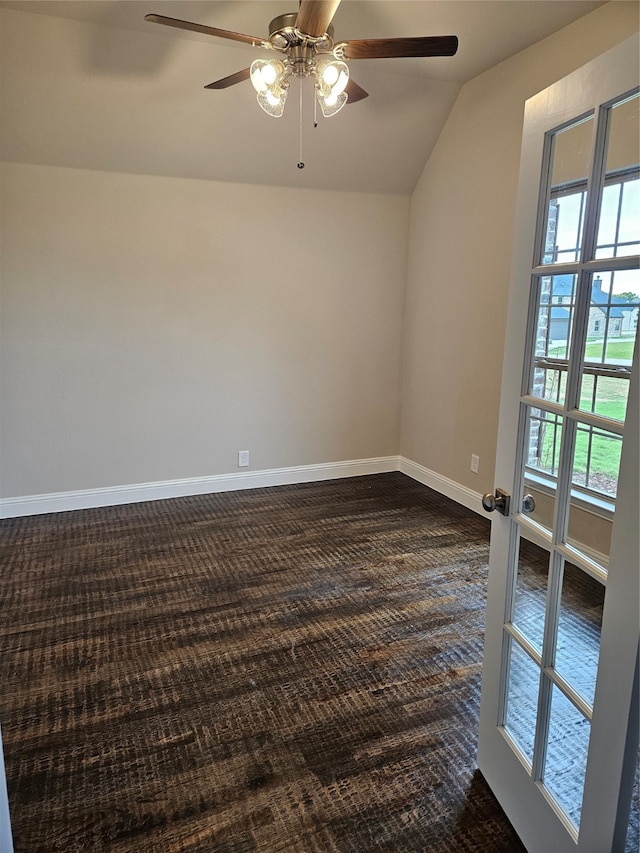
[0,456,400,519]
[0,455,485,519]
[398,456,485,516]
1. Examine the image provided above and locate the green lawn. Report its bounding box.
[579,374,629,421]
[573,428,622,481]
[584,338,635,361]
[536,373,626,486]
[537,418,621,487]
[535,335,635,489]
[547,338,635,362]
[582,400,627,420]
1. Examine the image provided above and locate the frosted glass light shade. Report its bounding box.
[250,59,288,117]
[317,90,347,117]
[257,86,288,117]
[315,59,349,117]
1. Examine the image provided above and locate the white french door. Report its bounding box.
[478,36,639,853]
[0,726,12,853]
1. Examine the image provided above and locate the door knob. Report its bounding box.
[522,494,536,513]
[482,488,511,516]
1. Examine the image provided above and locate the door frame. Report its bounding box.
[478,34,639,853]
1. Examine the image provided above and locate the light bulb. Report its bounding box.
[321,64,339,86]
[334,69,348,96]
[262,64,277,86]
[250,65,268,93]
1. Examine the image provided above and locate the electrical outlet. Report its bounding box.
[470,454,480,474]
[238,450,250,468]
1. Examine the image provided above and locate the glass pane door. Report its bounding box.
[500,89,639,837]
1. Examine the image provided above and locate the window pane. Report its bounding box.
[542,116,594,265]
[596,183,619,249]
[554,562,604,706]
[596,180,640,259]
[504,636,540,766]
[567,498,612,565]
[579,270,638,423]
[618,180,640,249]
[512,538,549,652]
[526,408,563,479]
[572,424,622,499]
[543,685,591,828]
[530,275,577,406]
[522,407,562,535]
[604,94,639,173]
[552,192,586,264]
[595,94,640,260]
[579,373,630,422]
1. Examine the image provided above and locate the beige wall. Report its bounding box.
[0,163,408,496]
[400,2,639,492]
[1,2,638,503]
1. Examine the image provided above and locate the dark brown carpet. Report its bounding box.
[1,472,527,852]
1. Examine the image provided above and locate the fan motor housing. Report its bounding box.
[269,12,334,49]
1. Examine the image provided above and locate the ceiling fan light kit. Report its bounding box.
[247,54,350,119]
[145,1,458,151]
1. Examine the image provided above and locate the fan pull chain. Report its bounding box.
[297,77,304,169]
[314,91,318,128]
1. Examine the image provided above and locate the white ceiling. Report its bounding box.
[0,0,607,193]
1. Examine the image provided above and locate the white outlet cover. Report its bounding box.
[238,451,250,468]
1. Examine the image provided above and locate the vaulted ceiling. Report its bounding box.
[0,0,606,193]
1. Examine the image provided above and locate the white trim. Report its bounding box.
[398,457,485,516]
[0,455,488,519]
[0,457,400,518]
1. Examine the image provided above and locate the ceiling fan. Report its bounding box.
[145,0,458,119]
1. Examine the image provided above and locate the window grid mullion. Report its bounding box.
[576,191,586,262]
[582,102,612,264]
[584,425,594,489]
[590,373,598,415]
[613,182,624,257]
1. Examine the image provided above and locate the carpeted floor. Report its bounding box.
[0,471,616,851]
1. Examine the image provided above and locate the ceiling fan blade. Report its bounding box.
[204,68,251,90]
[342,35,458,60]
[295,0,341,38]
[345,78,369,104]
[144,14,270,48]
